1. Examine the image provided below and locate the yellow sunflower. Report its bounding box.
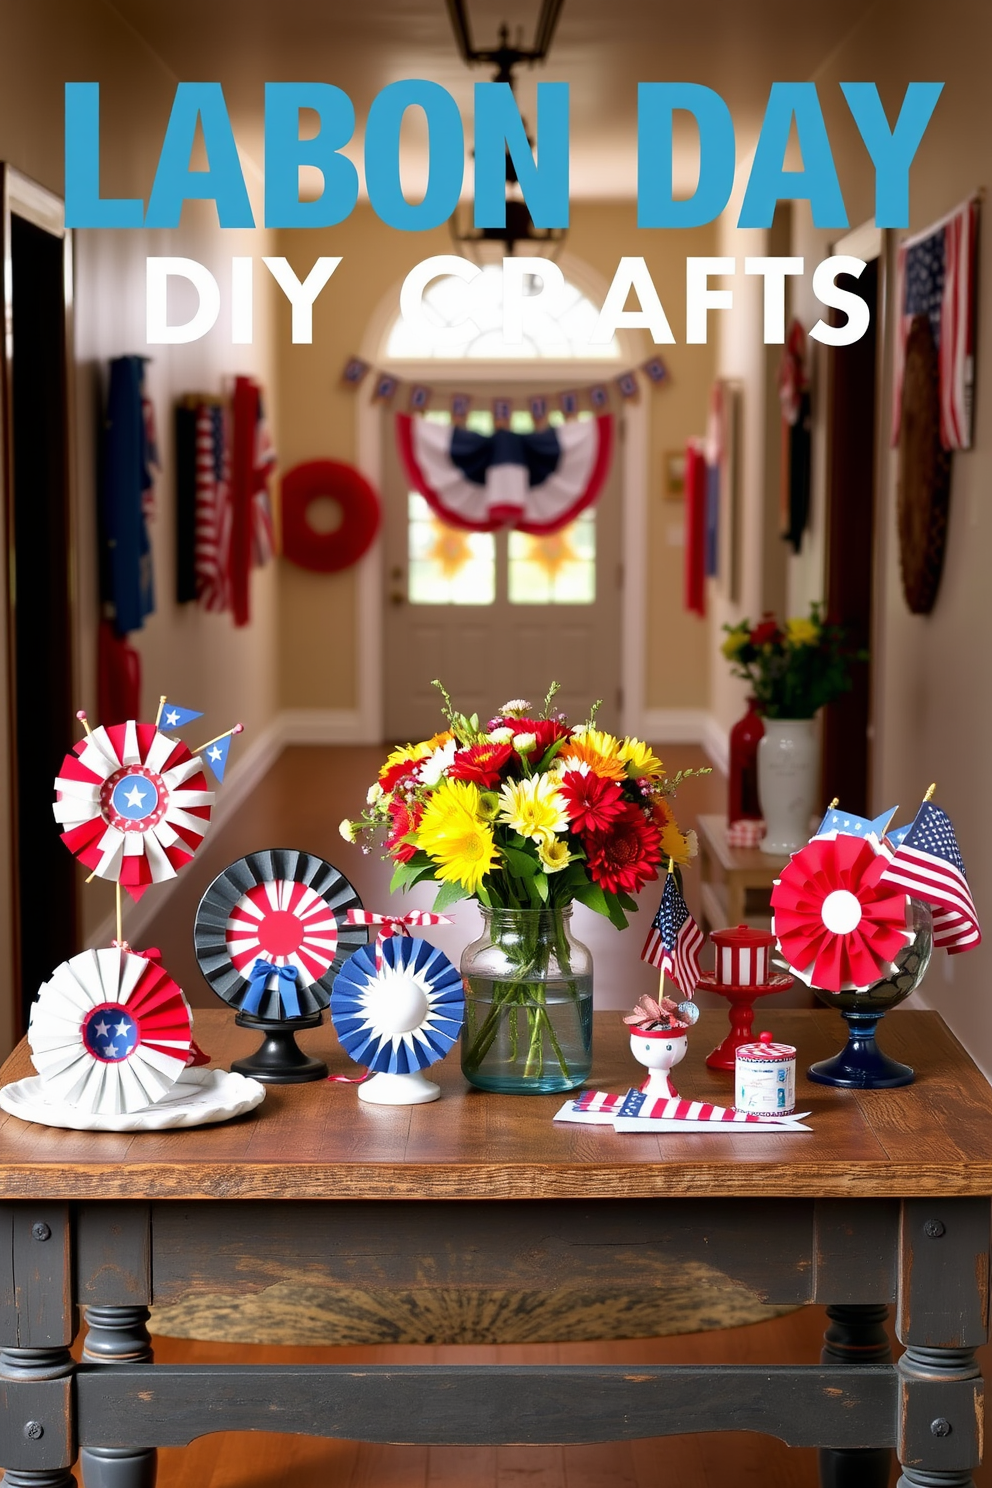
[416,779,498,894]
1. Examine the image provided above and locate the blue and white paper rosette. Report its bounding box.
[330,937,465,1074]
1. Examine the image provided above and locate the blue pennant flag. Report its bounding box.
[887,822,913,848]
[159,701,204,731]
[201,734,232,782]
[814,805,898,841]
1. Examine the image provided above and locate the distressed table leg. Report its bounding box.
[0,1346,75,1488]
[818,1304,894,1487]
[895,1199,990,1488]
[79,1307,157,1488]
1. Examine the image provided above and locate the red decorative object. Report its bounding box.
[696,924,793,1070]
[281,460,382,573]
[771,836,911,991]
[683,439,707,617]
[728,698,764,824]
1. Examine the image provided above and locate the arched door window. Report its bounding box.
[385,263,621,360]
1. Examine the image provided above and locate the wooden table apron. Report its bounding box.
[0,1010,988,1488]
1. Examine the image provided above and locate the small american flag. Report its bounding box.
[879,801,981,953]
[641,873,704,994]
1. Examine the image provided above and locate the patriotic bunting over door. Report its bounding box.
[396,412,613,535]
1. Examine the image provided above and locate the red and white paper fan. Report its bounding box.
[28,947,193,1115]
[225,879,340,990]
[771,836,912,991]
[53,721,214,900]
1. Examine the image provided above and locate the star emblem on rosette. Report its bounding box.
[28,947,193,1115]
[53,720,214,900]
[771,835,912,991]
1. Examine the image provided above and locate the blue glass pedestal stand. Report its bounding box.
[807,1011,914,1089]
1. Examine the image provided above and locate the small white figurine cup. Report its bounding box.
[629,1027,688,1101]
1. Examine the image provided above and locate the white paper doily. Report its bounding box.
[0,1066,265,1132]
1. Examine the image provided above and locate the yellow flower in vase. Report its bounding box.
[537,837,572,873]
[785,616,820,647]
[417,779,499,894]
[619,738,666,779]
[498,775,570,845]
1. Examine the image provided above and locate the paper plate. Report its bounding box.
[194,849,368,1019]
[0,1066,265,1132]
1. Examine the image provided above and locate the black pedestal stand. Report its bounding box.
[232,1010,328,1083]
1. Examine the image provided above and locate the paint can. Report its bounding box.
[735,1031,796,1116]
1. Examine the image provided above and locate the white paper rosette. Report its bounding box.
[28,948,193,1115]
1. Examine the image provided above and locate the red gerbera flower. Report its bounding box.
[770,835,910,990]
[559,769,625,834]
[448,741,514,789]
[750,616,782,647]
[385,799,424,864]
[583,803,662,895]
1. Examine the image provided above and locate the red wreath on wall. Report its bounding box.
[281,461,382,573]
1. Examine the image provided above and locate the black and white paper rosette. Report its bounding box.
[28,947,193,1115]
[194,849,367,1020]
[331,936,465,1074]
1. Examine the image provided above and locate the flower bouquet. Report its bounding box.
[342,683,704,1093]
[720,603,862,718]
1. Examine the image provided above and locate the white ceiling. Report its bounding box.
[108,0,872,197]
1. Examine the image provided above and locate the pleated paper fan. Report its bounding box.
[331,936,465,1075]
[28,948,193,1115]
[53,721,214,900]
[771,835,912,992]
[194,850,368,1019]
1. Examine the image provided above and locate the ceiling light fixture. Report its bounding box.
[446,0,567,261]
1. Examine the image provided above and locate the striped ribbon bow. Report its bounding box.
[346,909,453,971]
[242,958,301,1019]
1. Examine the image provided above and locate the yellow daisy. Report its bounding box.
[498,775,570,845]
[785,616,819,647]
[416,779,498,894]
[619,738,666,779]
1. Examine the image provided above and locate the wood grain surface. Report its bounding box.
[1,1009,991,1200]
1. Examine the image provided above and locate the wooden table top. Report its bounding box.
[697,814,789,873]
[0,1009,990,1201]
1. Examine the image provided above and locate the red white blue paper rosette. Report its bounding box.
[194,850,367,1019]
[28,948,193,1115]
[331,936,465,1074]
[771,836,912,991]
[53,722,213,900]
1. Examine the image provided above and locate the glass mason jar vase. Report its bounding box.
[460,906,593,1094]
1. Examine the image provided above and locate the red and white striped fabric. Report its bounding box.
[891,196,979,452]
[346,909,453,972]
[194,403,232,613]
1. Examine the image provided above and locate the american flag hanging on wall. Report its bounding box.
[891,196,980,451]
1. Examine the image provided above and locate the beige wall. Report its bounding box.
[274,204,717,716]
[0,0,280,1039]
[712,0,992,1072]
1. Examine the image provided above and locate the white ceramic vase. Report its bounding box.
[757,717,819,855]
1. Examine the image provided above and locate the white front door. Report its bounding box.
[383,400,622,742]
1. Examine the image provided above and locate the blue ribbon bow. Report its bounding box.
[242,958,301,1019]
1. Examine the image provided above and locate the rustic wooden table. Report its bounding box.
[0,1008,989,1488]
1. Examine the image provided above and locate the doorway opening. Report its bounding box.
[1,168,77,1030]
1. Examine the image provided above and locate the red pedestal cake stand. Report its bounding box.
[696,924,793,1070]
